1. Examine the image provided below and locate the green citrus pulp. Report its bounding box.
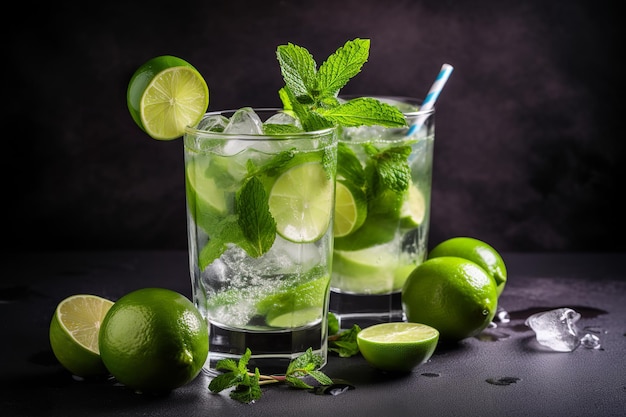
[49,294,114,378]
[127,55,209,140]
[333,180,367,238]
[268,161,334,243]
[357,322,439,372]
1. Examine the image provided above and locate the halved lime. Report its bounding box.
[127,55,209,140]
[49,294,114,377]
[399,185,426,228]
[268,162,334,243]
[357,322,439,372]
[333,180,367,238]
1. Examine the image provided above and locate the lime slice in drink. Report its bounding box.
[399,185,426,228]
[49,294,114,377]
[357,322,439,373]
[333,213,397,251]
[268,162,334,243]
[333,180,368,238]
[257,274,330,328]
[266,307,322,328]
[185,159,228,231]
[127,55,209,140]
[332,248,406,294]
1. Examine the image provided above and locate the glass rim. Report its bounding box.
[184,107,337,139]
[338,95,434,117]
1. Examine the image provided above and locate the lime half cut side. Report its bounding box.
[127,55,209,140]
[49,294,114,377]
[357,322,439,373]
[268,161,334,243]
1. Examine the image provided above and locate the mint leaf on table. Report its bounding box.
[209,348,333,404]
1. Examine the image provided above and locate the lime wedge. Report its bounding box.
[268,162,334,243]
[49,294,114,377]
[357,322,439,372]
[127,55,209,140]
[399,185,426,228]
[333,180,367,238]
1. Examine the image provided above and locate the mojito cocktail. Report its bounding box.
[330,96,435,328]
[184,108,337,374]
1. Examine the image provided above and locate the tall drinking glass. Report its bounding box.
[184,108,337,375]
[330,96,435,328]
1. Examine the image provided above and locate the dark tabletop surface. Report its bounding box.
[1,251,625,417]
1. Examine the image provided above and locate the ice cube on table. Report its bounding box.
[525,307,581,352]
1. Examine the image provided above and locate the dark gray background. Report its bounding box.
[6,0,623,252]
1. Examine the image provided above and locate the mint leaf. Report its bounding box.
[369,145,412,192]
[337,142,366,187]
[317,38,370,97]
[236,177,276,257]
[317,97,407,127]
[263,123,304,135]
[276,43,317,104]
[275,39,406,131]
[328,324,362,358]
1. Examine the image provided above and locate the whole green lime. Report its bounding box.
[99,288,208,393]
[402,257,498,342]
[428,237,507,296]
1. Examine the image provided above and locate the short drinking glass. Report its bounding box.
[184,108,337,374]
[330,96,435,328]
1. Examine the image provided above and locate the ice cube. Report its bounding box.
[265,112,302,128]
[580,333,601,349]
[224,107,263,135]
[525,308,581,352]
[197,114,229,132]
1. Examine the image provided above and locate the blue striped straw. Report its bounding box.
[406,63,454,136]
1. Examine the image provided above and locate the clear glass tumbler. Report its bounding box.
[184,108,337,375]
[330,96,435,329]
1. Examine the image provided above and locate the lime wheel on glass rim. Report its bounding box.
[127,55,209,140]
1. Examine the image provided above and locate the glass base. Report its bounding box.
[203,321,327,376]
[329,290,405,329]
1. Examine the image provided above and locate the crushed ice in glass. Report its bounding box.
[525,307,581,352]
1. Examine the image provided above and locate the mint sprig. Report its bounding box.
[209,348,333,404]
[276,38,407,130]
